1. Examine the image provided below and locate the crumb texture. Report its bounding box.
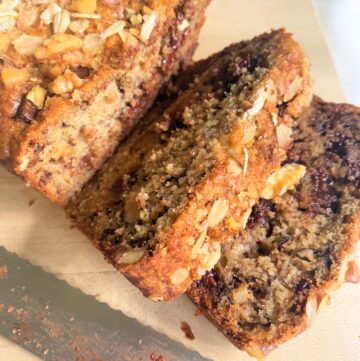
[67,29,312,300]
[188,97,360,356]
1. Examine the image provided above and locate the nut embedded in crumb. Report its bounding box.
[171,268,189,285]
[207,199,229,228]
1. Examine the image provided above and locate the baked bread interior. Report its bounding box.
[67,29,312,301]
[188,96,360,359]
[0,0,209,205]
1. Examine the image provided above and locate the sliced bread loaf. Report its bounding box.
[67,29,312,300]
[0,0,209,205]
[188,97,360,358]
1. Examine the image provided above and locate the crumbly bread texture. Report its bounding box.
[188,97,360,359]
[67,29,312,301]
[0,0,209,206]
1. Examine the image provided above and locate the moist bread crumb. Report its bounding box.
[67,29,312,300]
[188,97,360,358]
[0,0,209,206]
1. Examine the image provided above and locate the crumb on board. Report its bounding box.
[180,321,195,341]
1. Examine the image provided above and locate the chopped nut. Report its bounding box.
[71,0,97,13]
[178,19,189,31]
[50,70,83,95]
[69,19,89,34]
[261,163,306,200]
[140,12,156,42]
[26,86,47,109]
[53,10,70,34]
[241,208,252,229]
[18,5,39,28]
[192,231,207,258]
[101,20,126,39]
[208,199,229,228]
[35,34,83,59]
[40,3,62,25]
[0,0,20,12]
[70,12,101,19]
[227,159,242,176]
[1,68,29,89]
[276,123,292,148]
[12,34,43,56]
[198,242,221,275]
[83,33,103,50]
[118,250,145,265]
[243,146,249,175]
[171,268,189,285]
[130,13,142,26]
[0,15,15,31]
[142,5,153,15]
[0,33,10,52]
[244,87,266,118]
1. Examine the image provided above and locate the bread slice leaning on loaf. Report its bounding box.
[0,0,209,206]
[188,96,360,359]
[67,29,312,301]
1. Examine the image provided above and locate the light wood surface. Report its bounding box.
[0,1,358,360]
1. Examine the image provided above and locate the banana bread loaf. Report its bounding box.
[0,0,209,206]
[67,29,312,301]
[188,97,360,358]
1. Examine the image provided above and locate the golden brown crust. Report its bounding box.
[67,29,312,300]
[188,97,360,358]
[0,0,209,205]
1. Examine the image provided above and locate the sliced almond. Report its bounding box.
[276,123,292,148]
[140,12,156,42]
[12,34,43,56]
[208,199,229,228]
[53,10,70,34]
[0,15,15,31]
[305,295,318,328]
[117,250,145,265]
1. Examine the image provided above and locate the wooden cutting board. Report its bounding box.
[0,0,358,360]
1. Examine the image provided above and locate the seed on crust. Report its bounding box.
[207,199,229,228]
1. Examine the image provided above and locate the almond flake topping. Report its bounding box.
[100,20,126,39]
[140,12,156,42]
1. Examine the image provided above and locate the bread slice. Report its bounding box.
[188,97,360,358]
[66,29,312,301]
[0,0,209,206]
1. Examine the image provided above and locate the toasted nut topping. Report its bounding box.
[35,34,82,59]
[50,70,83,95]
[26,86,47,109]
[83,33,104,50]
[243,146,249,175]
[53,9,70,34]
[71,0,97,13]
[261,163,306,200]
[0,33,10,52]
[101,20,125,39]
[40,3,61,25]
[178,19,189,31]
[171,268,189,285]
[0,15,15,31]
[276,123,292,148]
[1,68,29,89]
[305,296,318,328]
[12,34,43,56]
[244,87,266,118]
[241,208,252,229]
[118,250,145,265]
[69,19,89,34]
[192,231,207,258]
[227,159,242,176]
[208,199,229,228]
[198,242,221,276]
[0,0,20,11]
[140,12,156,42]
